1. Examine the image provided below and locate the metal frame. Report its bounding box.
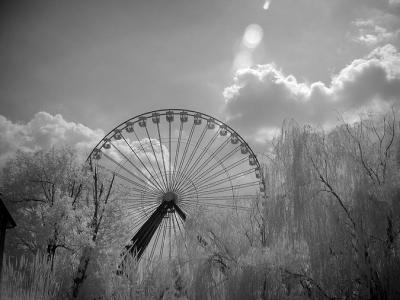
[87,109,264,266]
[88,109,261,172]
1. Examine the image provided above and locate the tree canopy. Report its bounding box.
[1,110,400,299]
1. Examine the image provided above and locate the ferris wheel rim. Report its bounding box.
[87,108,265,265]
[87,108,262,172]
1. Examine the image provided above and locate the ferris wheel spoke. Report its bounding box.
[191,136,231,174]
[171,120,184,190]
[173,202,186,221]
[101,151,157,193]
[171,123,196,191]
[191,144,241,184]
[168,121,172,189]
[168,213,172,259]
[96,166,159,197]
[156,123,169,189]
[173,211,183,236]
[131,128,166,192]
[124,203,161,229]
[184,146,240,189]
[159,216,168,261]
[120,203,160,212]
[174,124,208,191]
[144,127,168,190]
[109,140,161,193]
[193,169,255,193]
[190,156,248,190]
[180,201,251,211]
[177,144,241,193]
[119,194,161,201]
[171,213,178,251]
[120,134,165,193]
[128,199,159,215]
[120,198,160,209]
[112,171,161,196]
[188,195,257,201]
[127,214,155,231]
[176,129,221,190]
[174,136,231,192]
[149,217,163,263]
[173,212,188,257]
[179,156,248,195]
[127,214,156,236]
[182,181,260,197]
[121,201,160,216]
[120,204,159,216]
[126,213,159,233]
[123,204,158,219]
[101,153,160,197]
[173,211,185,238]
[171,123,196,190]
[120,201,160,210]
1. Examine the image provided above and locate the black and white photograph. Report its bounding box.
[1,1,400,299]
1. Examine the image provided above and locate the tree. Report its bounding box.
[1,148,131,298]
[71,165,116,298]
[260,110,400,299]
[1,148,90,267]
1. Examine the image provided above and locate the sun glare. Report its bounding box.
[233,50,253,70]
[242,24,263,49]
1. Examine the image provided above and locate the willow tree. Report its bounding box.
[263,110,400,299]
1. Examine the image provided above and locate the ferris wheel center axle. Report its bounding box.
[162,191,177,203]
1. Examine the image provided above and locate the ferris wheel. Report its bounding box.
[88,109,264,265]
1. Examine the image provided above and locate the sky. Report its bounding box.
[1,0,400,164]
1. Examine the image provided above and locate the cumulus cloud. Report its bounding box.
[223,44,400,143]
[353,19,400,47]
[0,112,104,166]
[106,137,170,170]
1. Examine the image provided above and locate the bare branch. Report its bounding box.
[12,197,47,203]
[282,268,335,300]
[344,122,380,184]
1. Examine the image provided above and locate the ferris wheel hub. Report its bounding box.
[162,191,177,203]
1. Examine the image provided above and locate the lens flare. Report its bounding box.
[242,24,263,49]
[233,50,253,70]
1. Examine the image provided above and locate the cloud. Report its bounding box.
[353,19,400,47]
[0,112,173,191]
[223,44,400,142]
[0,112,104,166]
[106,137,170,170]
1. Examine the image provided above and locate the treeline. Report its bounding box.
[1,110,400,299]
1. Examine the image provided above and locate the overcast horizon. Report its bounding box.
[1,0,400,164]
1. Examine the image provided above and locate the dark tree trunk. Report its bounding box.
[71,247,91,298]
